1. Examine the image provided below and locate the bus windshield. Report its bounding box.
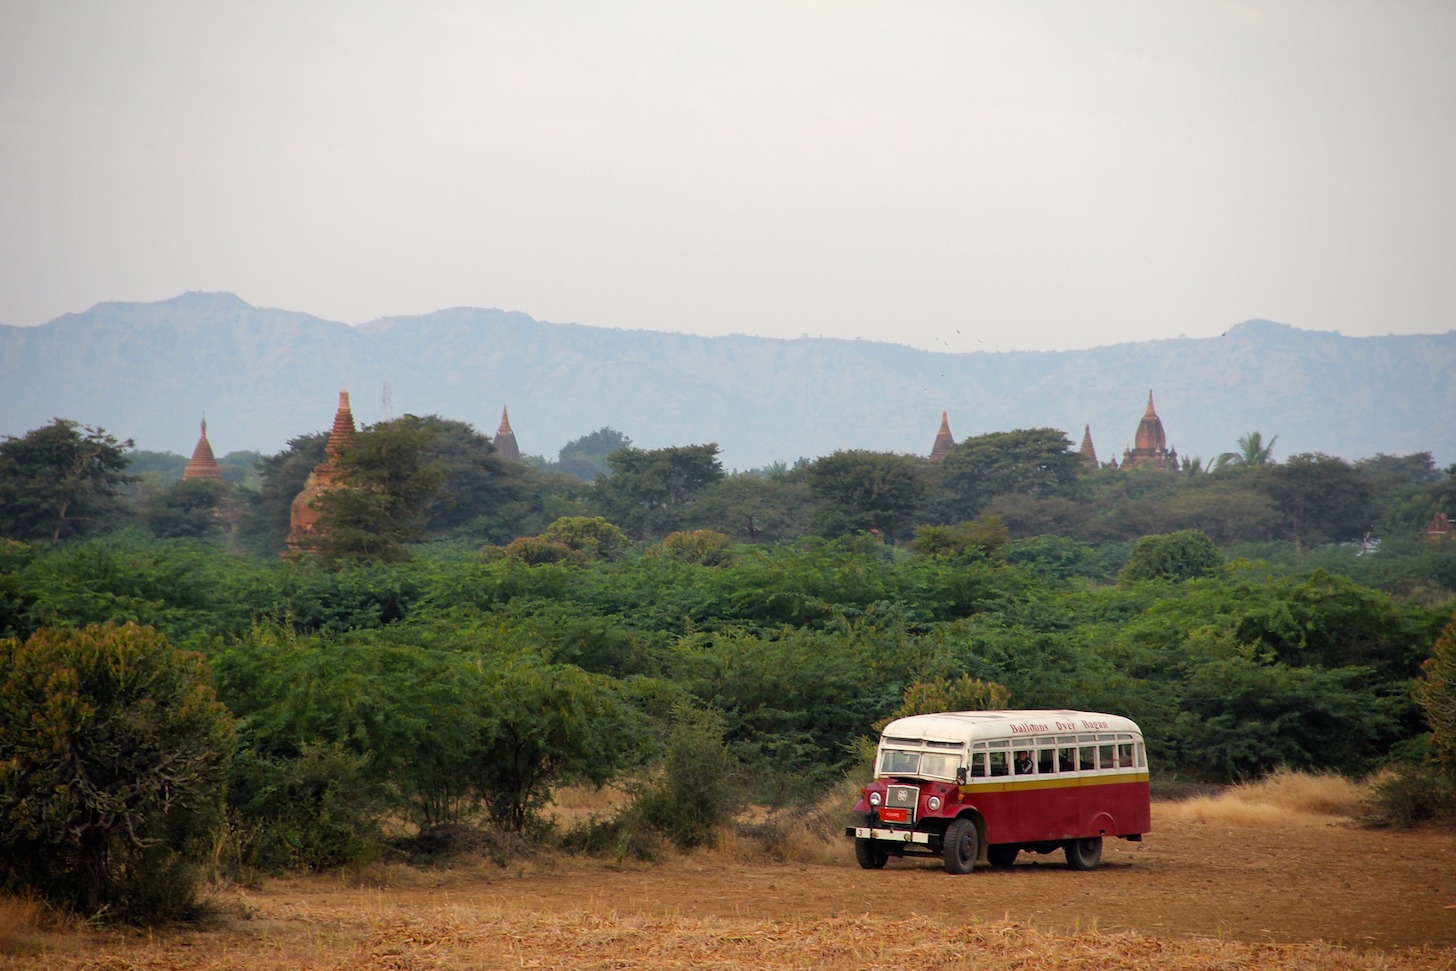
[878,750,961,780]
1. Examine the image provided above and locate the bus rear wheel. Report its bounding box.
[1064,836,1103,871]
[987,844,1019,867]
[943,818,979,874]
[855,837,888,869]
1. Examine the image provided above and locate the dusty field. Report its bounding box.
[3,802,1455,970]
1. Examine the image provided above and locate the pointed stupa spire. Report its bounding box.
[494,405,521,461]
[324,390,357,462]
[1078,424,1098,467]
[182,416,224,481]
[930,411,956,461]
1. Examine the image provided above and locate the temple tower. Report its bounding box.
[1078,424,1098,468]
[1121,391,1179,471]
[494,406,521,461]
[182,417,225,481]
[930,411,956,461]
[286,390,357,553]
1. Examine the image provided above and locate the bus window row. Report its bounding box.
[967,734,1145,778]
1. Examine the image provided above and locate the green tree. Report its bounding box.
[684,473,814,543]
[806,450,929,541]
[541,515,629,559]
[1120,530,1223,582]
[1265,452,1374,551]
[938,428,1082,521]
[555,427,633,481]
[910,517,1010,558]
[873,675,1011,731]
[592,444,725,538]
[140,479,230,540]
[1216,430,1278,470]
[475,658,641,831]
[0,623,235,920]
[0,420,135,541]
[1412,612,1456,776]
[408,415,532,536]
[312,417,447,561]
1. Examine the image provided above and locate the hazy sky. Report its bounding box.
[2,2,1453,352]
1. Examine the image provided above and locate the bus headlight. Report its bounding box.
[926,796,942,811]
[868,791,882,807]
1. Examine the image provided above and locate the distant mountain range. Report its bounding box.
[2,292,1452,470]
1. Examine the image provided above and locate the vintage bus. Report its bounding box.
[846,709,1150,873]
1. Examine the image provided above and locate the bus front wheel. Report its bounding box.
[1064,836,1103,871]
[943,818,979,874]
[855,837,888,869]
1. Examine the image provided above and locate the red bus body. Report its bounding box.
[847,709,1151,872]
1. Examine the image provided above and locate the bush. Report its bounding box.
[1363,764,1456,827]
[649,530,734,566]
[226,743,381,874]
[631,707,741,849]
[0,623,235,922]
[1121,530,1222,582]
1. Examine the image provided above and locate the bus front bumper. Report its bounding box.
[846,826,933,845]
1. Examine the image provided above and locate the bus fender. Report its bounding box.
[950,809,988,865]
[1087,811,1116,837]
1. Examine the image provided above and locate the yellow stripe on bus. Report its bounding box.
[958,771,1149,795]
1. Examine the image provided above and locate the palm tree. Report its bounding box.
[1215,431,1277,471]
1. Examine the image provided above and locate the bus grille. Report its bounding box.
[885,784,919,822]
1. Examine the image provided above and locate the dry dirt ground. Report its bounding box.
[4,806,1455,970]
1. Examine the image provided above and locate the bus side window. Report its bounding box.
[1099,744,1115,769]
[989,751,1009,777]
[1136,743,1146,768]
[1078,745,1095,771]
[1117,742,1134,767]
[1058,747,1076,772]
[1037,748,1056,773]
[969,752,987,778]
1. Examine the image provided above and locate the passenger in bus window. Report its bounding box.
[1014,751,1033,775]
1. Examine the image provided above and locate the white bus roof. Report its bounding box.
[879,709,1142,746]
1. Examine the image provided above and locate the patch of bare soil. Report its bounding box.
[3,806,1454,969]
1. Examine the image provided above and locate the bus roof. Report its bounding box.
[878,709,1142,746]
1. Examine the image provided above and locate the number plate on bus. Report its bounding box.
[878,807,909,823]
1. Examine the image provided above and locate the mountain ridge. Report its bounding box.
[3,292,1452,470]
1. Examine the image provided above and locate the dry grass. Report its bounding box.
[546,782,634,832]
[5,904,1452,971]
[1161,767,1368,827]
[0,895,77,960]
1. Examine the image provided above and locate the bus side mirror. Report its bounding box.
[956,767,968,784]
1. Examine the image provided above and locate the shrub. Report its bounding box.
[541,516,628,560]
[649,530,734,566]
[502,536,588,566]
[1413,611,1456,775]
[0,623,235,922]
[1362,764,1456,827]
[226,743,381,874]
[1121,530,1222,582]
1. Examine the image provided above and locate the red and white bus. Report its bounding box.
[847,709,1150,872]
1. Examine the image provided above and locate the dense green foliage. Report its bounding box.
[0,420,135,541]
[1,415,1454,917]
[0,623,234,921]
